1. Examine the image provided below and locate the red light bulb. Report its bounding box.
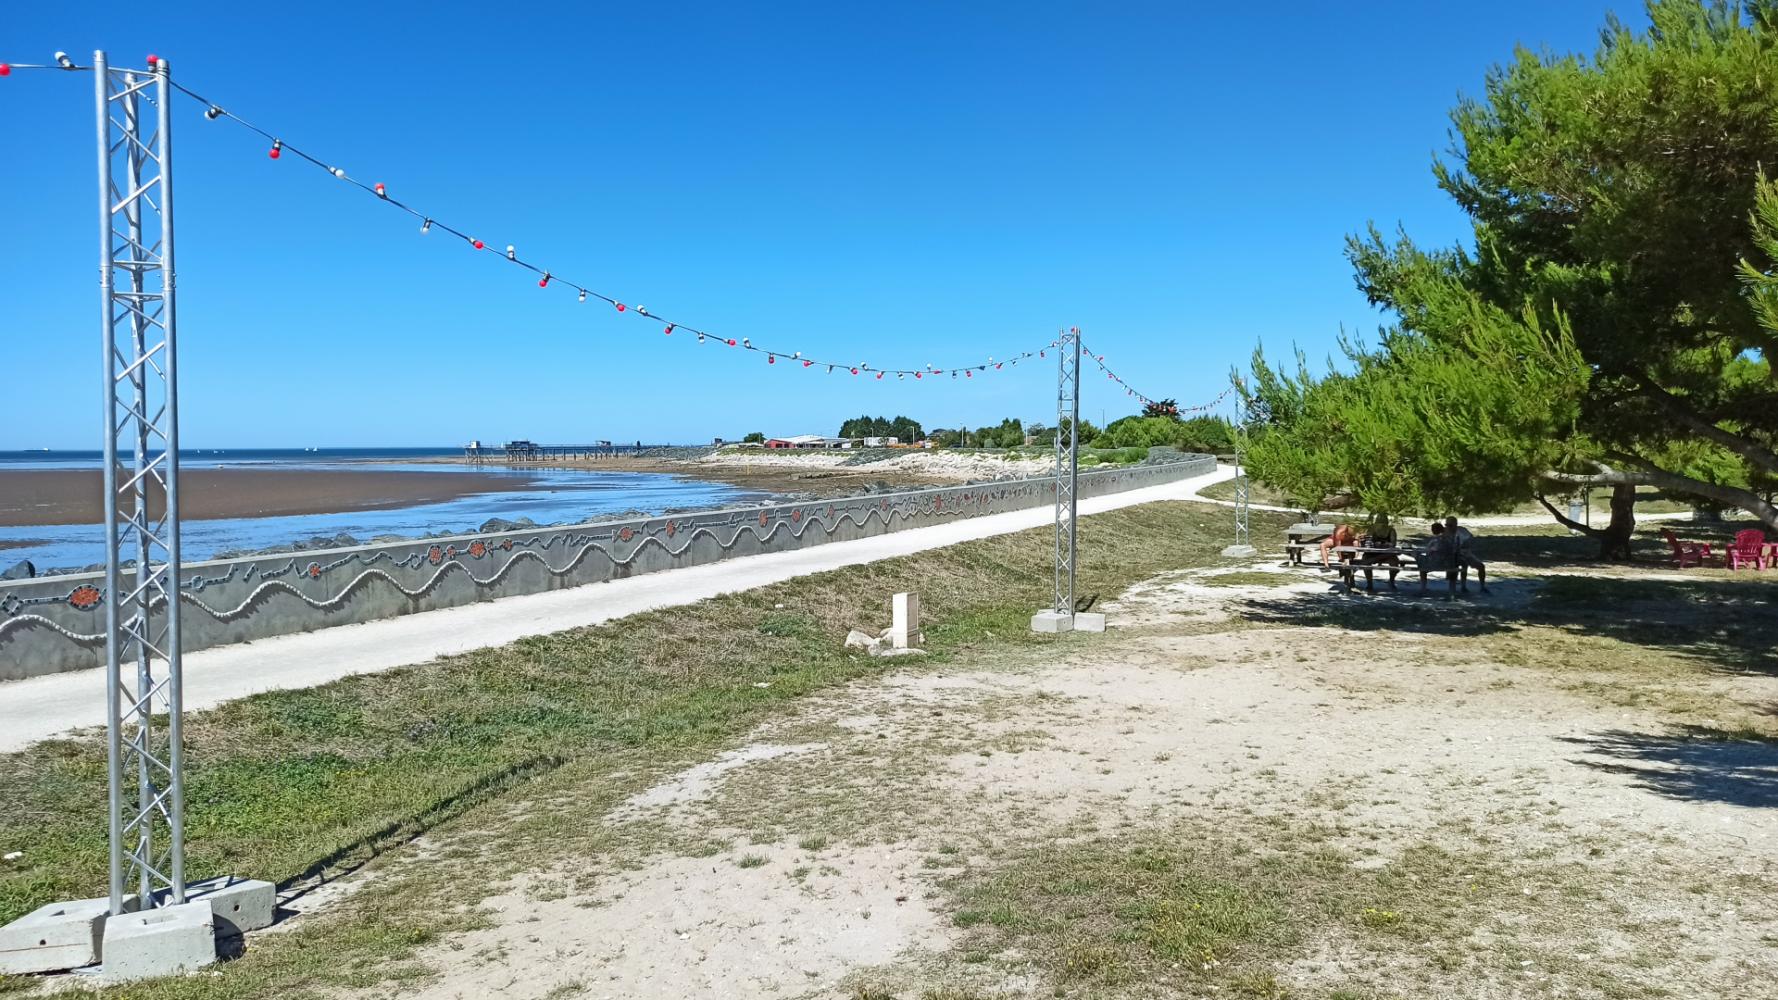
[803,360,813,368]
[472,239,484,249]
[875,372,884,380]
[914,372,922,380]
[374,182,387,198]
[726,338,737,347]
[851,368,859,375]
[768,356,776,364]
[664,325,675,335]
[268,140,282,159]
[539,274,550,288]
[615,303,626,312]
[0,64,12,77]
[146,54,159,67]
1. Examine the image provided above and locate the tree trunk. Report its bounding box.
[1535,484,1635,560]
[1599,482,1635,560]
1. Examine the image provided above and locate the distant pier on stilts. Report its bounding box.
[462,439,667,464]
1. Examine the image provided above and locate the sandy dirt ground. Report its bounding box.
[693,449,1054,482]
[436,450,1060,497]
[389,559,1778,999]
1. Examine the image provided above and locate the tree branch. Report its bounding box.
[1533,493,1602,537]
[1540,463,1778,529]
[1633,378,1778,475]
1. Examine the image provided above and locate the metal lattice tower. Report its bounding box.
[95,50,187,914]
[1232,426,1250,549]
[1216,395,1258,555]
[1052,327,1081,614]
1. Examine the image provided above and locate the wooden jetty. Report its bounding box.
[463,440,666,463]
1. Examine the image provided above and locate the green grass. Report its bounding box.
[0,500,1292,998]
[1196,477,1302,510]
[938,822,1646,998]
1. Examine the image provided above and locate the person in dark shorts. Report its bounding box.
[1357,514,1402,591]
[1416,522,1456,596]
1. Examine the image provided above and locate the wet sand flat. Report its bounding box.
[0,468,542,527]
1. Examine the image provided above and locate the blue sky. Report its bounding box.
[2,1,1639,448]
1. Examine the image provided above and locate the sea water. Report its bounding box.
[0,448,772,573]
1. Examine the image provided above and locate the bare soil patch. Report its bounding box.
[0,468,542,527]
[384,557,1778,998]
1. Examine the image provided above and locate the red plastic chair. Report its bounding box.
[1727,529,1769,570]
[1661,527,1712,568]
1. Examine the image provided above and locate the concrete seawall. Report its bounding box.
[0,455,1213,681]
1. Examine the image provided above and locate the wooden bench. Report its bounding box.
[1320,546,1411,591]
[1321,546,1477,595]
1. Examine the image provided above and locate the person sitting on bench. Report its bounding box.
[1356,514,1402,590]
[1320,522,1357,568]
[1417,522,1456,595]
[1445,516,1490,594]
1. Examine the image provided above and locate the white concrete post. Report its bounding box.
[890,592,921,649]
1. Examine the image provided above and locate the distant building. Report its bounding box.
[765,434,849,450]
[861,436,899,448]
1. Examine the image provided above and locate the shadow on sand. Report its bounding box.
[1560,726,1778,809]
[1235,567,1777,677]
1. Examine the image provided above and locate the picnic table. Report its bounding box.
[1283,522,1332,565]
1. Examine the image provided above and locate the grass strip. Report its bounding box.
[0,501,1289,929]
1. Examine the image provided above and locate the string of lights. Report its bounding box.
[6,51,1228,410]
[1076,338,1228,414]
[163,76,1074,381]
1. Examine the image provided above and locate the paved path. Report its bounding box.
[0,465,1237,751]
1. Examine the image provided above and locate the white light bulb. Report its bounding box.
[506,245,516,260]
[578,290,587,303]
[420,219,431,234]
[331,167,347,179]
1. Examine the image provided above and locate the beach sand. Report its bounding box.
[434,451,1052,497]
[0,468,543,527]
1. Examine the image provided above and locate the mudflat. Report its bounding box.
[0,468,542,527]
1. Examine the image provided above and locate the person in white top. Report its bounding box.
[1444,516,1489,594]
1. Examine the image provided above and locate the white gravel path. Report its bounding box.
[0,464,1235,751]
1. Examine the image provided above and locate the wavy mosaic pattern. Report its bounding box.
[0,457,1212,679]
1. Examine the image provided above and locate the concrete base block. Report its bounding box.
[0,895,136,975]
[100,901,216,981]
[178,876,276,937]
[1030,610,1074,634]
[1072,612,1106,633]
[1221,544,1259,558]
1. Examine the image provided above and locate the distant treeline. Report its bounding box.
[838,402,1234,453]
